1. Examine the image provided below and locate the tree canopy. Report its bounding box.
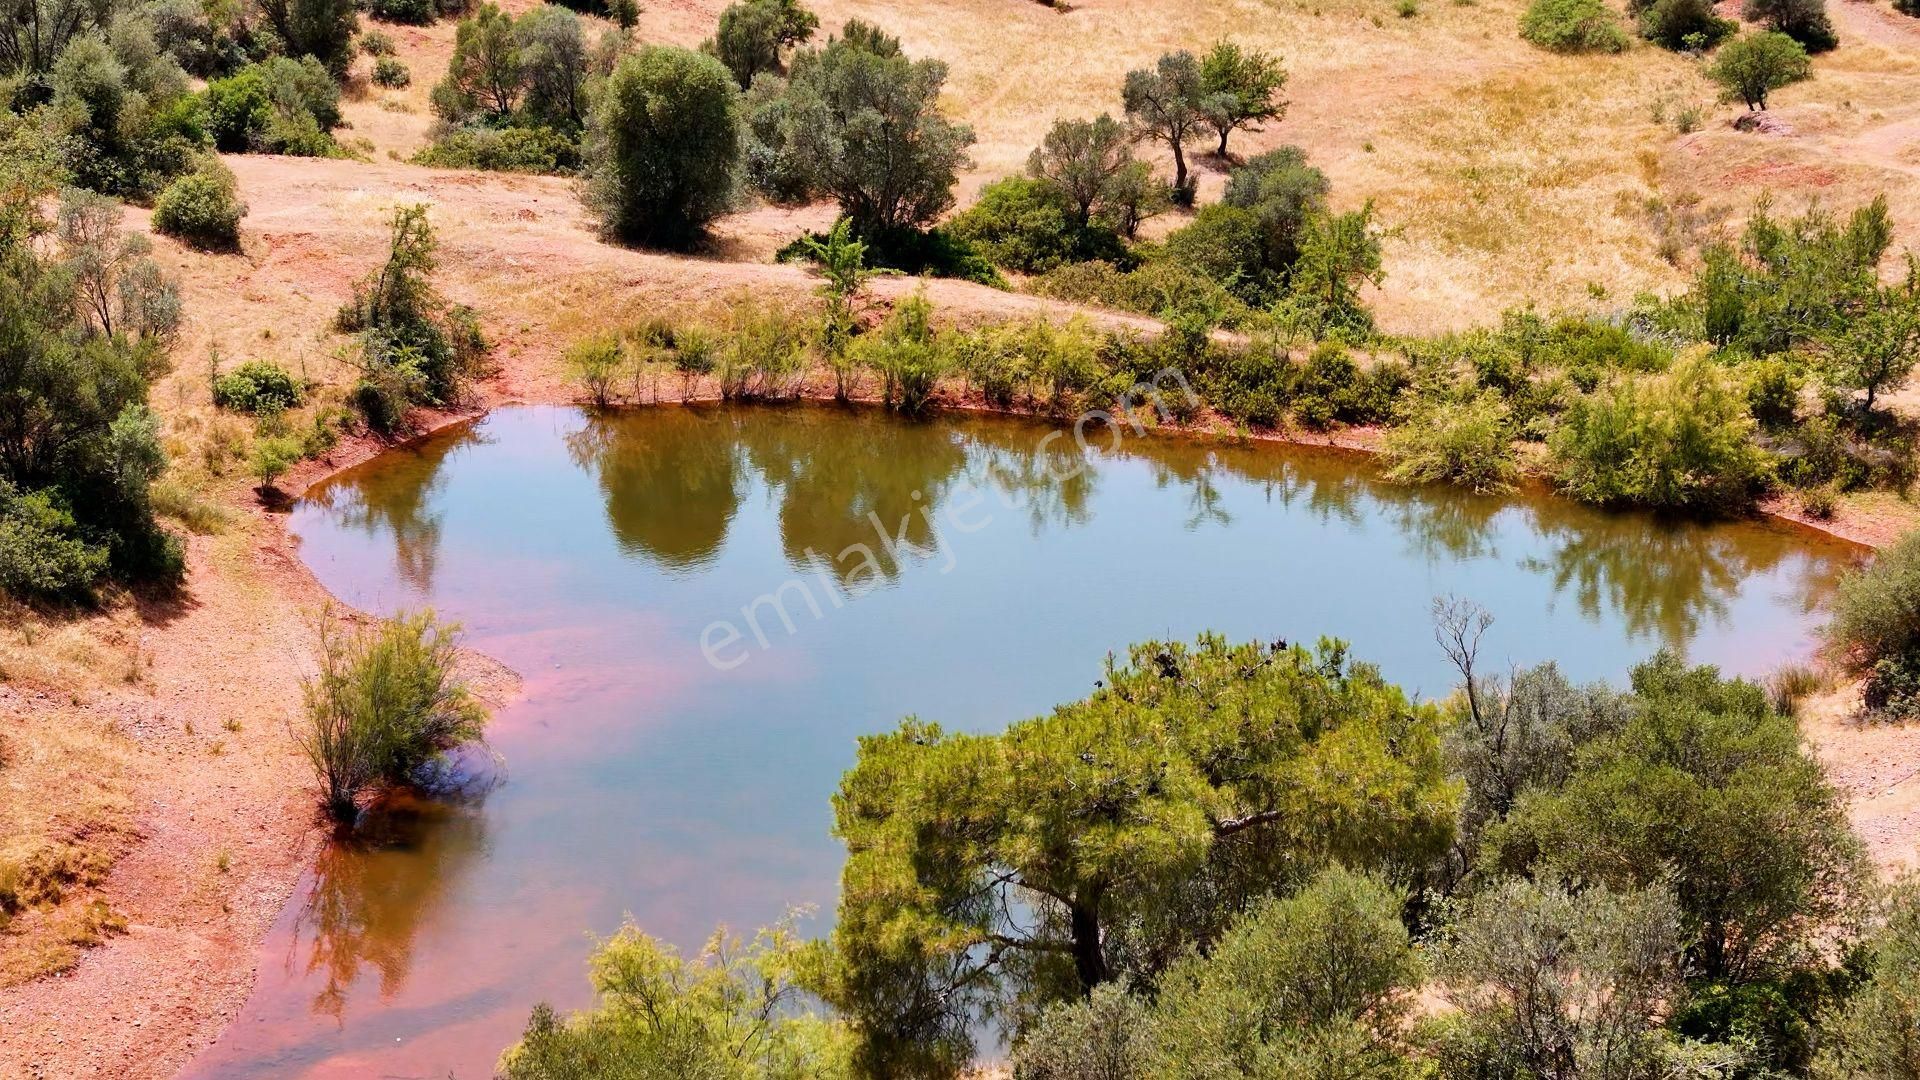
[817,634,1457,1072]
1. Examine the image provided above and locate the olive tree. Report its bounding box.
[1026,114,1136,228]
[433,2,523,121]
[1219,146,1328,270]
[513,4,590,131]
[1710,30,1811,109]
[704,0,817,88]
[775,20,974,234]
[1197,40,1287,156]
[583,45,743,248]
[816,634,1456,1073]
[1432,878,1696,1080]
[1122,50,1207,196]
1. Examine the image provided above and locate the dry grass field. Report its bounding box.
[312,0,1920,337]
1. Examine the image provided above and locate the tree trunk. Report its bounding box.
[1217,126,1230,156]
[1171,140,1188,194]
[1069,901,1109,992]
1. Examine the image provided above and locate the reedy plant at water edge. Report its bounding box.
[295,608,488,823]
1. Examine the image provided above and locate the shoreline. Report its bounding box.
[0,374,1902,1080]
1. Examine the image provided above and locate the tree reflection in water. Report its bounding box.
[335,403,1848,679]
[304,424,487,595]
[288,750,496,1023]
[566,409,743,574]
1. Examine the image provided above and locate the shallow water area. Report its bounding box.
[181,403,1859,1079]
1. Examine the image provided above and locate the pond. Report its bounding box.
[183,404,1859,1079]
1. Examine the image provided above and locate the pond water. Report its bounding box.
[183,404,1859,1079]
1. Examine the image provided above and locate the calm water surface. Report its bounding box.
[184,404,1859,1079]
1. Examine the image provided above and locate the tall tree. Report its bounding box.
[1122,50,1207,196]
[704,0,817,88]
[1027,113,1134,228]
[1826,254,1920,415]
[817,634,1456,1072]
[513,4,590,131]
[582,46,743,248]
[1198,41,1287,156]
[434,2,523,121]
[776,20,974,234]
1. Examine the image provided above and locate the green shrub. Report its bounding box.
[1743,0,1837,50]
[1220,145,1330,275]
[1292,343,1393,429]
[338,205,489,431]
[361,29,397,54]
[1547,356,1772,512]
[856,292,946,414]
[368,0,433,22]
[582,46,742,247]
[1814,878,1920,1078]
[1638,0,1736,49]
[0,482,111,601]
[1149,866,1420,1078]
[1520,0,1631,52]
[151,156,247,250]
[203,57,341,154]
[1031,259,1252,325]
[1432,879,1694,1077]
[500,918,853,1080]
[1164,204,1273,304]
[372,56,411,87]
[1826,530,1920,720]
[566,335,626,406]
[249,435,302,490]
[415,125,579,174]
[1482,651,1863,982]
[1384,392,1518,493]
[1709,31,1811,109]
[946,176,1123,274]
[212,360,304,413]
[295,609,488,822]
[1,182,182,595]
[1746,356,1803,427]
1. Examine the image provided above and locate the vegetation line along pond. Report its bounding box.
[178,403,1858,1079]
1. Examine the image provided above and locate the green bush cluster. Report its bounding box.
[1826,531,1920,720]
[372,56,412,87]
[1547,356,1772,513]
[416,3,597,174]
[151,156,247,249]
[204,56,342,155]
[415,125,577,172]
[336,205,490,433]
[367,0,472,24]
[212,360,304,414]
[1520,0,1631,52]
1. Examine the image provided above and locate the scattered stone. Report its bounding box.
[1734,111,1796,136]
